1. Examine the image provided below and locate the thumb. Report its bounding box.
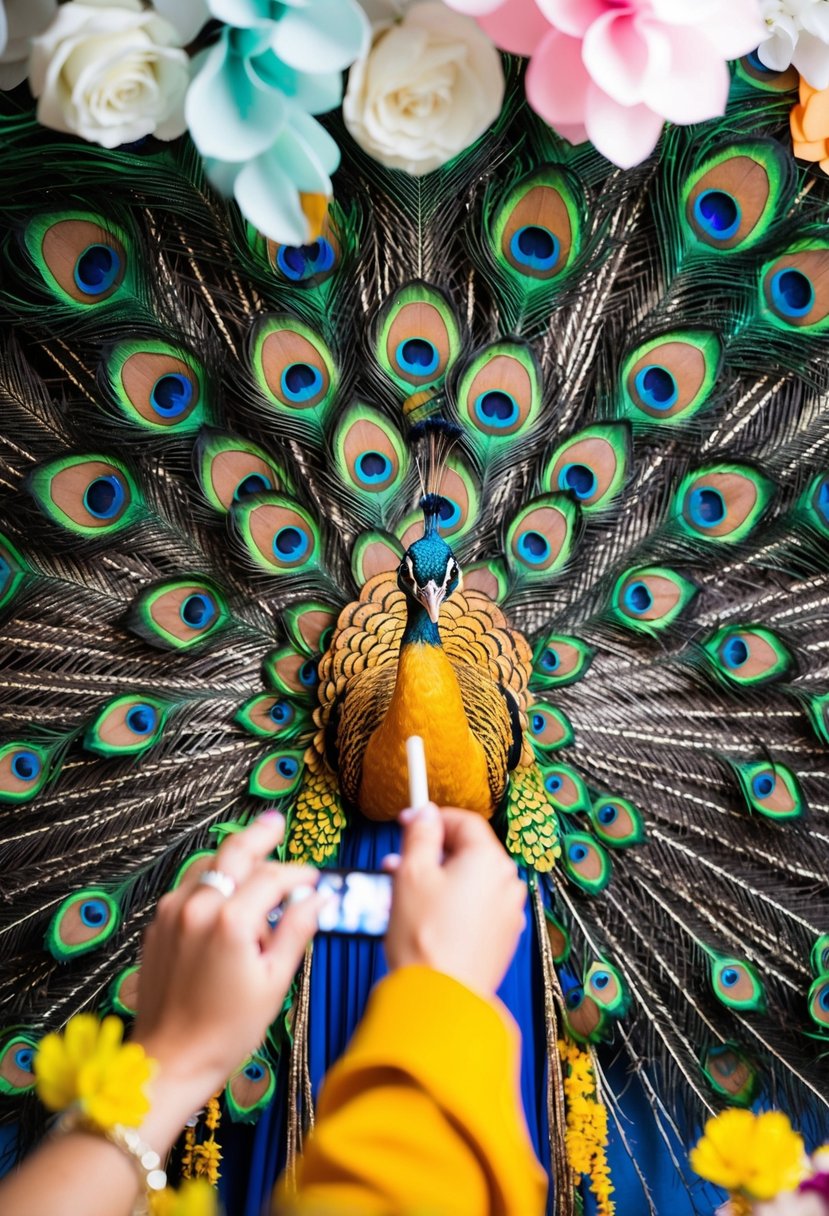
[399,802,444,867]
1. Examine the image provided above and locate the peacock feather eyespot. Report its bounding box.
[561,833,612,894]
[711,957,765,1011]
[540,763,590,813]
[108,964,141,1018]
[527,703,574,752]
[273,236,337,282]
[759,244,829,331]
[702,624,794,687]
[585,961,629,1016]
[235,694,308,740]
[701,1043,758,1105]
[619,331,722,426]
[610,566,696,634]
[491,166,584,284]
[0,534,27,612]
[543,908,571,964]
[226,1053,277,1122]
[105,340,206,433]
[46,889,120,960]
[333,406,408,516]
[262,647,321,698]
[127,579,228,651]
[282,602,337,657]
[734,759,806,821]
[590,796,646,847]
[735,52,799,92]
[505,494,578,583]
[681,142,792,253]
[25,212,131,306]
[542,424,630,513]
[531,635,593,689]
[0,742,52,804]
[252,317,337,421]
[0,1034,38,1095]
[249,749,304,798]
[83,694,168,757]
[673,465,774,545]
[195,431,290,515]
[455,342,541,454]
[232,495,321,576]
[808,977,829,1030]
[803,691,829,747]
[376,282,460,393]
[28,456,140,537]
[800,471,829,536]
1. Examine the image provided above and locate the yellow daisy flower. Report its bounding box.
[34,1013,153,1131]
[690,1108,806,1202]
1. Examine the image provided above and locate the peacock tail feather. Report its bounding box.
[1,53,829,1206]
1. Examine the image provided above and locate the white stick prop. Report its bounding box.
[406,735,429,811]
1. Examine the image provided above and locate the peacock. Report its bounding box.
[1,46,829,1216]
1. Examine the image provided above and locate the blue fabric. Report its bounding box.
[220,818,722,1216]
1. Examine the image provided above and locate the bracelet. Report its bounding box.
[53,1108,167,1215]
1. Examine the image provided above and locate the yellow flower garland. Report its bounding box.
[34,1013,153,1130]
[557,1038,615,1216]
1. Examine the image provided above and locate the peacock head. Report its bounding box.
[398,494,461,624]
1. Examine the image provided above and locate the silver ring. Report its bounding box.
[197,869,236,900]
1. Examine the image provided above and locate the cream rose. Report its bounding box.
[343,0,504,176]
[29,0,189,149]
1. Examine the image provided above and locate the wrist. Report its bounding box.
[131,1034,225,1156]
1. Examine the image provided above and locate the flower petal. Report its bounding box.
[583,83,664,167]
[794,31,829,90]
[207,0,267,27]
[441,0,510,18]
[534,0,609,38]
[650,0,765,56]
[582,11,670,107]
[270,0,370,73]
[525,29,590,128]
[234,149,313,245]
[757,26,796,72]
[642,26,729,124]
[477,0,549,56]
[185,35,287,161]
[801,84,829,140]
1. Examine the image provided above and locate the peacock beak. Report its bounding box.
[417,580,444,624]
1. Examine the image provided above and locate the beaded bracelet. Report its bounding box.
[52,1109,167,1215]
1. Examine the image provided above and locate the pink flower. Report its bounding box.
[444,0,766,167]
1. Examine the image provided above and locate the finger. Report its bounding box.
[381,852,401,873]
[438,807,497,856]
[399,802,445,867]
[193,812,286,902]
[265,890,328,992]
[221,859,319,933]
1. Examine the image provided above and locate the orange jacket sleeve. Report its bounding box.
[276,965,548,1216]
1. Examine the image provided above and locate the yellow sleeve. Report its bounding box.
[276,965,548,1216]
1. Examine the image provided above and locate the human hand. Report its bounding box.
[132,813,321,1150]
[384,804,527,998]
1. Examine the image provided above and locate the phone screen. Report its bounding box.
[315,870,393,937]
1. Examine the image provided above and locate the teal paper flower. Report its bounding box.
[186,0,369,243]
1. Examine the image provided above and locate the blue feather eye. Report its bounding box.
[180,592,217,629]
[539,648,559,673]
[356,451,393,484]
[13,1047,33,1072]
[474,390,520,429]
[509,225,560,272]
[633,365,678,411]
[273,526,310,561]
[234,473,273,500]
[281,363,324,403]
[688,486,726,527]
[770,268,814,318]
[276,238,335,281]
[277,756,299,779]
[10,750,41,782]
[558,463,597,500]
[83,475,127,520]
[623,580,653,614]
[79,898,109,928]
[269,699,294,725]
[244,1060,266,1081]
[693,190,741,241]
[299,659,318,689]
[516,530,551,564]
[150,373,194,419]
[74,243,123,295]
[125,704,158,735]
[545,772,563,793]
[395,338,440,377]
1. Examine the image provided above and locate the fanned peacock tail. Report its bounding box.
[1,57,829,1194]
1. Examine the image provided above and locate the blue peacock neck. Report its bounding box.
[402,601,441,647]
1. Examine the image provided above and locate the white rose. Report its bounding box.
[343,0,504,176]
[0,0,58,89]
[29,0,189,150]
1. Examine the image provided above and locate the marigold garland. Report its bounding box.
[557,1038,615,1216]
[149,1178,218,1216]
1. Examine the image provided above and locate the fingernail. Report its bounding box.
[399,802,438,824]
[398,806,416,823]
[258,811,285,826]
[287,884,316,906]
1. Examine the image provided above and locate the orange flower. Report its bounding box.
[791,77,829,173]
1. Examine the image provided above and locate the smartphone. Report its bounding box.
[268,869,393,937]
[315,869,393,937]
